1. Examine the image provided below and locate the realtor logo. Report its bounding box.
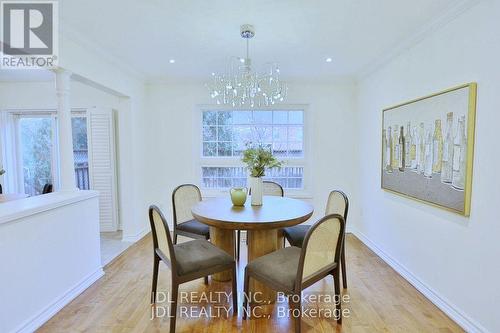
[1,1,58,69]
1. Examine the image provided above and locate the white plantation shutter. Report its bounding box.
[87,108,118,232]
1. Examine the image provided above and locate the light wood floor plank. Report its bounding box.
[38,234,463,332]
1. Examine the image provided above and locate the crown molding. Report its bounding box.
[60,20,147,83]
[357,0,483,80]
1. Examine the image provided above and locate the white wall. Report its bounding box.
[355,1,500,332]
[0,27,150,332]
[0,191,102,333]
[0,25,151,242]
[143,81,360,226]
[0,78,151,239]
[59,31,149,242]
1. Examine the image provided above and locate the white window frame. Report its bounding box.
[14,111,59,193]
[194,104,312,198]
[0,108,87,194]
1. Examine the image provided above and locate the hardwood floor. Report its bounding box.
[39,234,463,332]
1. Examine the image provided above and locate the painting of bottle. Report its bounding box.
[399,126,405,171]
[405,122,412,168]
[383,129,391,173]
[392,125,399,169]
[424,129,433,178]
[381,83,476,216]
[410,126,417,169]
[452,116,467,190]
[441,112,454,183]
[382,128,387,167]
[432,119,443,173]
[418,122,425,174]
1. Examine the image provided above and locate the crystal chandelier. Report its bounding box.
[206,24,287,107]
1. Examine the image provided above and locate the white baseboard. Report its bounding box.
[351,227,488,333]
[122,228,149,242]
[14,267,104,333]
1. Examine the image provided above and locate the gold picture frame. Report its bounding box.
[381,83,477,216]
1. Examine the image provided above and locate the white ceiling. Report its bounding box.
[5,0,463,83]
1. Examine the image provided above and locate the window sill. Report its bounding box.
[201,189,313,200]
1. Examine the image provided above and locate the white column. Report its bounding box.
[55,68,77,191]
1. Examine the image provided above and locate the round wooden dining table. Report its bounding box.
[192,195,313,305]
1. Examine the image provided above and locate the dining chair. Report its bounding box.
[42,183,53,194]
[149,205,238,333]
[243,214,345,332]
[262,180,285,197]
[172,184,210,244]
[283,190,349,288]
[238,181,284,259]
[248,180,284,197]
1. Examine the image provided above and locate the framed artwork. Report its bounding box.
[381,83,477,216]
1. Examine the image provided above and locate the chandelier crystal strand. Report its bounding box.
[206,24,287,107]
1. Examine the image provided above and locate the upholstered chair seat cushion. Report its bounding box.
[174,239,233,276]
[283,225,311,247]
[176,219,210,236]
[246,246,301,290]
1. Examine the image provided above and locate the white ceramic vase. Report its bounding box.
[249,176,263,206]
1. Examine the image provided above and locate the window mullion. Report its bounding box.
[14,115,24,193]
[51,114,60,190]
[200,109,305,190]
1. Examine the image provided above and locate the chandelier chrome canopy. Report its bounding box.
[206,24,287,107]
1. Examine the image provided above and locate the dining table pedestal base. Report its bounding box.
[209,227,235,282]
[247,229,278,312]
[192,196,314,313]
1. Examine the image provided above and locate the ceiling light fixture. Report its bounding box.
[169,59,175,64]
[326,57,332,63]
[206,24,287,107]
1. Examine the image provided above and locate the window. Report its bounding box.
[72,116,90,190]
[18,116,54,195]
[1,110,90,195]
[201,166,304,189]
[1,108,118,231]
[200,109,306,191]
